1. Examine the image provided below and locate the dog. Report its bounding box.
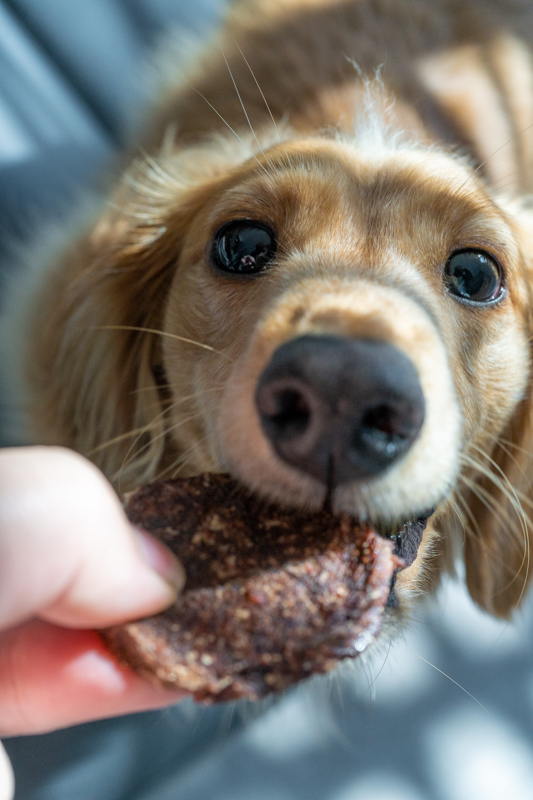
[4,0,533,636]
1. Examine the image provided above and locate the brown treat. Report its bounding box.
[103,474,399,703]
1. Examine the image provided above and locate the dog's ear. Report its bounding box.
[463,201,533,618]
[28,151,231,491]
[463,396,533,618]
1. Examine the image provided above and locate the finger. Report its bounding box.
[0,447,185,630]
[0,620,184,737]
[0,742,14,800]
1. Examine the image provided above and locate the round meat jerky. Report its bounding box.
[103,474,399,703]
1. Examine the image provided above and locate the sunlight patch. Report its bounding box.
[425,707,533,800]
[246,691,327,759]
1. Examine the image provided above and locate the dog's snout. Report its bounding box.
[255,335,425,485]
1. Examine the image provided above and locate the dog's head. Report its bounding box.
[39,125,533,622]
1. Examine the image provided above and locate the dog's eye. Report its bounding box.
[444,250,503,303]
[211,220,277,275]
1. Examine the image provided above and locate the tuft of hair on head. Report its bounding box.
[339,62,409,152]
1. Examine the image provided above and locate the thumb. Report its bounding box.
[0,447,184,630]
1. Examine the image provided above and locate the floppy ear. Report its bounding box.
[24,151,231,492]
[463,395,533,618]
[463,201,533,618]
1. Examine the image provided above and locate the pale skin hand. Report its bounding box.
[0,447,187,800]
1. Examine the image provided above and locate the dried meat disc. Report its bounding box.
[102,474,398,703]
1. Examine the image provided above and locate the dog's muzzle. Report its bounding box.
[255,334,425,486]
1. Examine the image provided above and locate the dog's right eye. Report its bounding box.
[211,220,277,275]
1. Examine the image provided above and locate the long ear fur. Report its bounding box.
[462,201,533,618]
[18,145,243,491]
[462,396,533,618]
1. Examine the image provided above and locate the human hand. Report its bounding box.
[0,447,186,798]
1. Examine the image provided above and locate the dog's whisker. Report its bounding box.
[226,42,301,256]
[487,166,521,184]
[218,40,274,173]
[456,121,533,194]
[131,384,223,397]
[360,641,392,699]
[462,447,532,537]
[467,443,533,509]
[172,439,211,477]
[495,435,531,458]
[467,445,532,604]
[131,383,173,393]
[117,410,204,490]
[457,469,530,597]
[114,377,219,490]
[490,179,523,194]
[153,434,212,482]
[460,480,530,592]
[89,424,166,456]
[191,88,270,177]
[115,402,180,491]
[454,479,495,546]
[447,495,470,545]
[93,325,232,361]
[397,643,489,713]
[91,388,222,455]
[232,38,289,157]
[458,464,527,545]
[459,471,512,532]
[461,447,519,503]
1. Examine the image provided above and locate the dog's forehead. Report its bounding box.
[217,138,514,256]
[280,138,473,182]
[260,138,488,211]
[217,138,501,232]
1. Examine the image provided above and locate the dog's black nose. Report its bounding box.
[255,335,425,485]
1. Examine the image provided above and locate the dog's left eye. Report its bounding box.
[444,249,503,303]
[211,220,277,275]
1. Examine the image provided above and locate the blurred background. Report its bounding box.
[1,1,533,798]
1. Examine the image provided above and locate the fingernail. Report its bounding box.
[134,527,186,593]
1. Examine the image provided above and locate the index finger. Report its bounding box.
[0,619,184,737]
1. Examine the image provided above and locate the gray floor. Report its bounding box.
[2,1,533,798]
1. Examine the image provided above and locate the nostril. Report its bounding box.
[361,404,400,437]
[273,389,311,437]
[357,403,416,461]
[258,386,311,440]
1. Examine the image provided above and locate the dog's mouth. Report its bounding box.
[375,511,434,607]
[321,459,433,606]
[321,454,433,570]
[267,459,433,607]
[377,513,433,566]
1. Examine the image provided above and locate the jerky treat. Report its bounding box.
[103,474,398,703]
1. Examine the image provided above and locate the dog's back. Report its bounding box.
[147,0,533,192]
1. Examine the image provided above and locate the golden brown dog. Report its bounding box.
[5,0,533,633]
